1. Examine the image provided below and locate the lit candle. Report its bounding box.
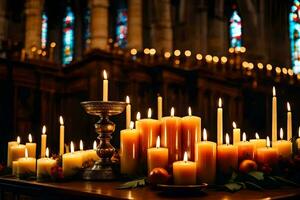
[272,87,277,143]
[232,122,240,145]
[217,134,238,175]
[161,107,182,163]
[249,133,267,159]
[181,107,201,160]
[59,116,65,155]
[135,112,141,129]
[17,148,36,179]
[256,137,278,168]
[126,96,131,129]
[147,136,168,174]
[85,140,99,161]
[237,132,255,162]
[41,125,47,158]
[62,141,83,177]
[195,128,216,184]
[217,98,223,145]
[157,95,163,120]
[11,136,26,164]
[25,134,36,158]
[103,70,108,101]
[173,152,197,185]
[37,147,57,181]
[287,102,292,141]
[137,108,161,163]
[120,122,139,175]
[272,128,292,158]
[7,139,18,167]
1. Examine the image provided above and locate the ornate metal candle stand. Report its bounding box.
[81,101,126,180]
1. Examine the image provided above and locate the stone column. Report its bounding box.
[127,0,143,50]
[90,0,109,50]
[24,0,44,56]
[152,0,173,52]
[194,0,207,54]
[0,0,7,41]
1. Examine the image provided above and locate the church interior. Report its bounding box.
[1,0,300,199]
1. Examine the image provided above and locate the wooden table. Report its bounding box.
[0,176,299,200]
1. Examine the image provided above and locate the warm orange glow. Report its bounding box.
[156,136,160,148]
[46,147,49,158]
[129,121,134,129]
[232,121,237,129]
[275,67,281,74]
[205,55,212,62]
[149,48,156,55]
[25,148,28,158]
[59,116,64,125]
[213,56,219,63]
[50,42,56,48]
[184,50,191,57]
[80,140,84,151]
[298,126,300,137]
[171,107,175,117]
[257,63,264,69]
[266,64,272,71]
[17,136,20,144]
[267,136,270,147]
[183,151,188,162]
[42,125,46,135]
[203,128,207,141]
[188,107,192,116]
[242,132,247,142]
[147,108,152,119]
[93,140,97,150]
[144,48,150,54]
[126,96,130,104]
[280,128,283,140]
[282,68,288,75]
[288,69,294,76]
[273,87,276,97]
[28,134,32,143]
[164,52,171,58]
[221,56,227,64]
[103,70,107,80]
[226,133,230,145]
[174,50,181,56]
[287,102,291,112]
[218,98,222,108]
[70,141,74,153]
[255,133,260,139]
[130,48,137,55]
[196,54,203,60]
[136,112,141,120]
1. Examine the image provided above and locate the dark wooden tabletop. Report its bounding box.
[0,176,300,200]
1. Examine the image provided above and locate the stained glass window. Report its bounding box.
[84,8,91,49]
[41,12,48,49]
[62,6,75,65]
[229,10,242,48]
[116,9,128,48]
[289,0,300,73]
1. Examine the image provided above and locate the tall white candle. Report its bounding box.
[272,87,277,143]
[25,134,36,158]
[217,98,223,145]
[287,102,292,141]
[41,125,47,158]
[232,121,240,145]
[126,96,131,129]
[103,70,108,101]
[157,96,162,120]
[59,116,65,155]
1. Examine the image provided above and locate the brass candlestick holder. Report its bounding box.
[81,101,126,180]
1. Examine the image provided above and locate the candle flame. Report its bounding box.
[280,128,283,140]
[299,126,300,138]
[25,148,28,158]
[232,121,237,129]
[147,108,152,118]
[70,141,74,153]
[42,125,46,135]
[59,116,64,125]
[80,140,84,151]
[188,107,192,116]
[242,132,247,142]
[203,128,207,141]
[156,136,160,148]
[17,136,21,144]
[273,86,276,96]
[255,132,260,139]
[126,96,130,104]
[136,112,141,120]
[93,140,97,150]
[171,107,175,117]
[267,136,270,147]
[28,133,32,143]
[225,133,230,145]
[183,151,188,162]
[46,147,49,158]
[287,102,291,112]
[218,98,222,108]
[130,121,134,129]
[103,70,107,80]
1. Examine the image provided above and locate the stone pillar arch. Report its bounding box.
[127,0,143,50]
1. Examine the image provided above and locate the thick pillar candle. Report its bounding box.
[272,87,277,143]
[195,129,216,184]
[41,125,47,158]
[287,102,292,141]
[232,122,240,145]
[17,149,36,178]
[59,116,65,155]
[173,152,197,185]
[11,137,26,163]
[217,134,238,175]
[147,136,168,174]
[120,122,139,175]
[37,148,57,181]
[161,107,182,163]
[103,70,108,101]
[237,132,254,162]
[7,140,18,167]
[63,141,83,177]
[217,98,223,145]
[137,108,161,161]
[249,133,267,158]
[25,134,36,158]
[157,96,162,120]
[272,128,292,158]
[126,96,131,129]
[256,137,278,168]
[85,141,99,161]
[181,107,201,160]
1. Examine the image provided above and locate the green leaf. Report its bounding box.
[245,181,264,190]
[248,171,264,181]
[224,183,242,192]
[273,176,299,187]
[116,178,147,190]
